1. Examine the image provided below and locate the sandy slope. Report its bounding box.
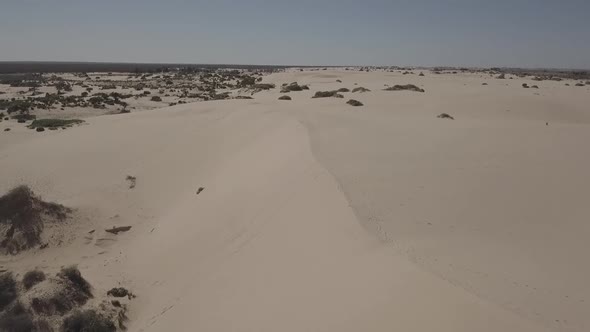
[1,69,589,331]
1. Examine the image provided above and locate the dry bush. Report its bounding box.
[346,99,363,106]
[62,310,115,332]
[0,186,71,254]
[22,270,46,290]
[0,273,17,311]
[437,113,454,120]
[58,266,92,299]
[0,302,36,332]
[352,87,370,93]
[383,84,425,92]
[312,91,343,98]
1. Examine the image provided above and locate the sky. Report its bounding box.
[1,0,589,68]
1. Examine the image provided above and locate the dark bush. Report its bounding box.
[29,119,84,129]
[346,99,363,106]
[150,96,162,102]
[0,273,17,311]
[106,288,129,298]
[11,113,36,121]
[62,310,115,332]
[58,266,92,298]
[383,84,424,92]
[280,82,308,93]
[252,83,275,90]
[337,88,350,92]
[36,127,45,132]
[0,186,71,254]
[352,87,370,93]
[312,91,343,98]
[278,95,291,100]
[437,113,454,120]
[22,270,46,290]
[0,302,35,332]
[522,83,529,88]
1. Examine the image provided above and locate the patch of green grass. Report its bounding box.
[28,119,84,129]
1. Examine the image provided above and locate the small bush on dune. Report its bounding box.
[0,186,71,254]
[278,95,292,100]
[312,91,343,98]
[28,119,84,129]
[150,96,162,101]
[0,273,17,311]
[0,302,35,332]
[22,270,46,290]
[280,82,308,93]
[346,99,363,106]
[437,113,454,120]
[352,87,370,93]
[337,88,350,92]
[11,114,36,121]
[252,83,275,90]
[62,310,115,332]
[383,84,425,92]
[58,266,92,298]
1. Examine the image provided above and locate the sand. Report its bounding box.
[1,69,589,331]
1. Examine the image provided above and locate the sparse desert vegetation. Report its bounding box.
[0,186,72,254]
[383,84,425,92]
[352,87,370,93]
[0,266,127,332]
[278,95,292,100]
[280,82,309,93]
[312,91,344,98]
[346,99,363,106]
[28,118,84,129]
[437,113,454,120]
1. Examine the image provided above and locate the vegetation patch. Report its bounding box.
[0,273,17,311]
[0,185,72,254]
[352,87,370,93]
[22,270,46,290]
[312,91,344,98]
[28,119,84,129]
[383,84,425,92]
[62,310,116,332]
[437,113,454,120]
[346,99,363,106]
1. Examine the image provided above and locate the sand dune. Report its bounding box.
[1,69,589,331]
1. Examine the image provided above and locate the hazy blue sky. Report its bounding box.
[1,0,589,68]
